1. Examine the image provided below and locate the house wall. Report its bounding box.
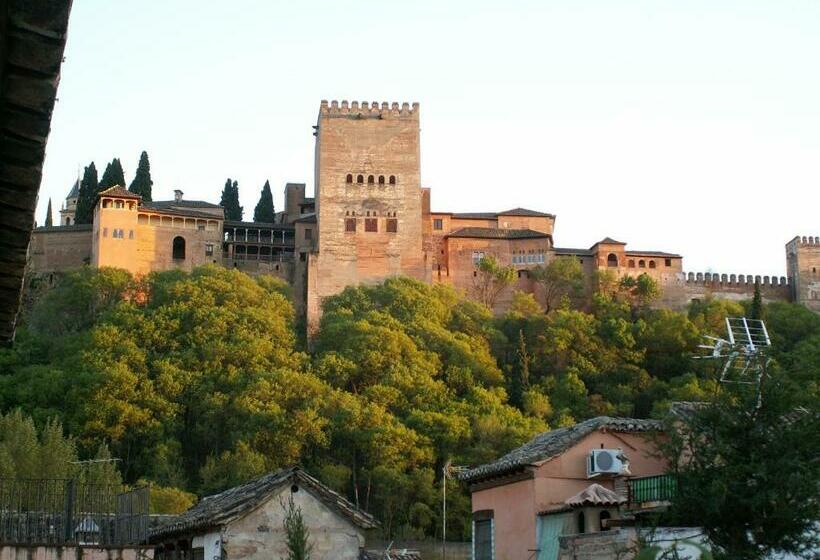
[222,485,365,560]
[470,431,667,560]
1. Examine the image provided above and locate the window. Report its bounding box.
[346,174,353,183]
[367,175,375,184]
[115,200,124,209]
[433,218,443,230]
[577,511,586,534]
[172,236,186,259]
[628,259,635,268]
[389,175,396,185]
[205,243,214,256]
[299,252,306,261]
[665,258,672,267]
[304,228,313,240]
[386,218,398,233]
[472,251,485,265]
[198,224,205,231]
[129,230,134,239]
[345,218,356,232]
[365,218,378,232]
[474,519,493,560]
[607,253,618,267]
[378,175,385,185]
[639,259,646,268]
[357,174,364,184]
[599,511,612,532]
[66,217,71,225]
[649,260,656,269]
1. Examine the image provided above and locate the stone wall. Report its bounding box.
[786,235,820,312]
[659,271,791,310]
[29,226,92,272]
[0,545,153,560]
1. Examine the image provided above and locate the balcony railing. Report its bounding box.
[627,474,677,506]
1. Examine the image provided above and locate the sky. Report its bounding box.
[39,0,819,276]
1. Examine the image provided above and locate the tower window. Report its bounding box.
[386,218,398,233]
[357,174,364,184]
[346,174,353,183]
[389,175,396,185]
[649,260,656,269]
[378,175,385,185]
[665,258,672,267]
[205,243,214,256]
[172,236,186,259]
[628,259,635,268]
[367,175,375,184]
[433,219,443,230]
[607,253,618,267]
[639,259,646,268]
[365,218,378,232]
[345,218,356,232]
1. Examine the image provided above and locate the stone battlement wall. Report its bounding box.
[679,271,789,287]
[786,235,820,250]
[320,100,419,119]
[659,271,791,309]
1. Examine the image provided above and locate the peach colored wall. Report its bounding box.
[497,215,555,235]
[92,200,139,270]
[471,431,667,560]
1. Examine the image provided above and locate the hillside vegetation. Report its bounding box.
[1,265,817,538]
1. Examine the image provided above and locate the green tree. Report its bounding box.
[0,410,78,478]
[508,330,530,409]
[146,483,197,514]
[531,257,585,313]
[99,158,126,189]
[661,373,820,560]
[281,494,312,560]
[44,198,53,227]
[129,151,153,201]
[254,180,276,223]
[220,178,243,220]
[74,162,99,224]
[471,255,515,308]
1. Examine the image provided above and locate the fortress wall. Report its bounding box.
[29,228,92,271]
[659,271,791,309]
[786,235,820,312]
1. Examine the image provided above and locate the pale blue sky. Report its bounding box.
[40,0,819,275]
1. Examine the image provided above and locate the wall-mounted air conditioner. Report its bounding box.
[587,449,627,478]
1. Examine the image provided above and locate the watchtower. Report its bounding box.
[786,235,820,312]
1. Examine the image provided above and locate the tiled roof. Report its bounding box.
[451,212,498,220]
[447,227,550,240]
[498,208,555,218]
[554,247,594,256]
[626,250,682,258]
[141,207,224,220]
[460,416,662,483]
[564,484,626,507]
[150,466,378,541]
[97,186,141,199]
[146,200,221,209]
[294,213,317,224]
[595,237,626,245]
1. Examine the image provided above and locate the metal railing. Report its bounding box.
[0,479,148,546]
[627,474,677,506]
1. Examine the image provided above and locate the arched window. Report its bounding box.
[577,511,586,534]
[65,217,71,225]
[346,174,353,183]
[639,259,646,268]
[378,175,385,185]
[607,253,618,267]
[628,259,635,268]
[389,175,396,185]
[172,236,186,260]
[599,511,611,531]
[367,175,375,184]
[649,260,656,269]
[357,174,364,184]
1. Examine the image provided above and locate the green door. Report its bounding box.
[536,513,570,560]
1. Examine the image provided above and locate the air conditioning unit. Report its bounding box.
[587,449,627,478]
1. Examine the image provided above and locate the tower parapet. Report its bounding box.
[319,100,419,120]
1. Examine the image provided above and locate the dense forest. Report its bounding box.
[0,265,817,540]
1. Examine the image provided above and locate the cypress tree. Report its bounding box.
[253,180,275,223]
[129,151,153,201]
[99,158,126,190]
[44,198,53,227]
[750,281,763,321]
[509,330,531,409]
[220,178,243,221]
[74,162,99,224]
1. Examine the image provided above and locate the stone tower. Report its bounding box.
[786,235,820,312]
[305,100,430,330]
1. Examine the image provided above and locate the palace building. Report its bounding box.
[30,100,820,329]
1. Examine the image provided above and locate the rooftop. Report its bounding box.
[461,416,662,484]
[97,186,141,199]
[447,227,551,240]
[150,466,378,540]
[145,199,222,209]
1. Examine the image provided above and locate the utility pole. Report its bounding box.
[442,461,468,560]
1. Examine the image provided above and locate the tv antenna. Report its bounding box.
[695,317,772,407]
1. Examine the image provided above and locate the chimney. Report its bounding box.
[174,189,183,202]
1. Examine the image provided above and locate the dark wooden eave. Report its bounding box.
[0,0,73,343]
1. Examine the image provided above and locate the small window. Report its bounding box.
[367,175,375,184]
[205,243,214,256]
[577,511,586,534]
[607,253,618,267]
[115,200,124,209]
[172,236,186,259]
[304,228,313,240]
[649,260,656,269]
[628,259,635,268]
[386,218,397,233]
[665,258,672,267]
[198,224,205,231]
[389,175,396,185]
[378,175,385,185]
[357,174,364,184]
[365,218,378,232]
[472,251,485,265]
[639,259,646,268]
[346,174,353,183]
[345,218,356,232]
[129,230,134,239]
[433,218,443,230]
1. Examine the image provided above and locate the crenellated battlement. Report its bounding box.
[677,271,789,288]
[786,235,820,251]
[319,100,419,120]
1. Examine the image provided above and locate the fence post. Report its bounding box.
[64,479,76,543]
